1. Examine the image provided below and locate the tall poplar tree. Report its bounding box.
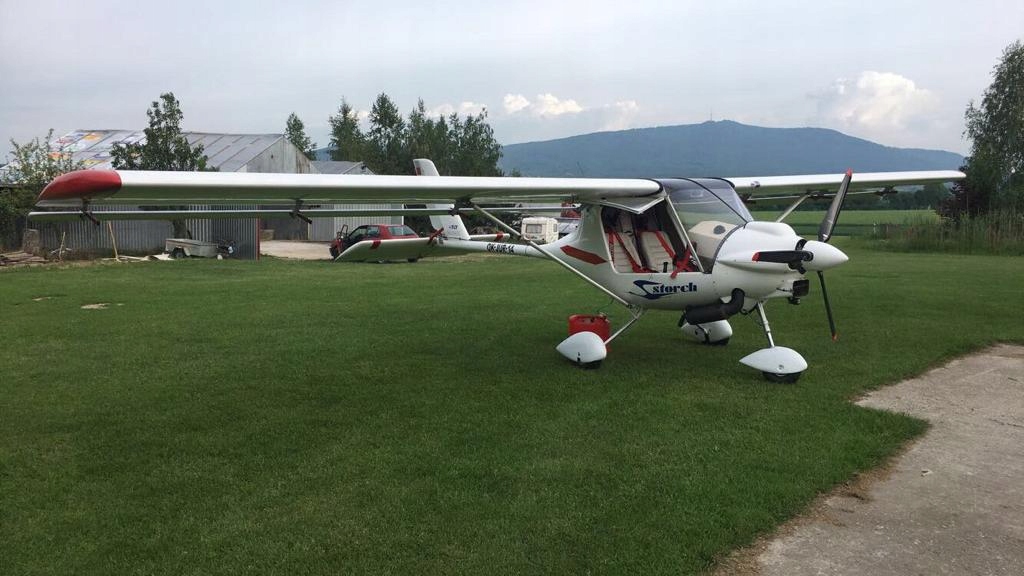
[285,113,316,160]
[366,93,408,175]
[953,40,1024,216]
[327,99,365,161]
[111,92,211,237]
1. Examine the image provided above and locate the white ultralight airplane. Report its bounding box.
[32,160,964,381]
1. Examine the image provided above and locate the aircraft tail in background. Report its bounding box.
[413,158,471,240]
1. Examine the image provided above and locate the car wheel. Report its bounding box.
[407,258,419,263]
[171,248,187,259]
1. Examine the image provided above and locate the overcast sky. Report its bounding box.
[2,0,1021,162]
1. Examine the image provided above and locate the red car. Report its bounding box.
[329,224,420,259]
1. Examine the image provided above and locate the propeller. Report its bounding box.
[815,169,852,341]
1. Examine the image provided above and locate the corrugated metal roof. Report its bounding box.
[311,160,373,175]
[45,130,284,172]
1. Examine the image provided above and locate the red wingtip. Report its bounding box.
[845,168,853,177]
[38,170,122,202]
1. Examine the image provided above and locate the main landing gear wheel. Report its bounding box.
[329,246,339,259]
[762,371,802,384]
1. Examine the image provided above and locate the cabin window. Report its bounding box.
[601,205,697,274]
[666,178,752,269]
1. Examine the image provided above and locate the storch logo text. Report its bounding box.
[628,280,698,300]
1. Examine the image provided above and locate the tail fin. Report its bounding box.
[413,158,471,240]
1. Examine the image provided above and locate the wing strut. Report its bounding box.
[470,202,645,345]
[79,200,100,226]
[290,200,312,224]
[471,203,628,307]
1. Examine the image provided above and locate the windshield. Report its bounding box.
[664,178,753,266]
[388,225,416,236]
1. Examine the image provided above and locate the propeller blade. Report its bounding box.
[818,169,853,243]
[817,271,838,341]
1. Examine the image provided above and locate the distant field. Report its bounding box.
[3,248,1023,574]
[750,209,939,226]
[749,209,939,237]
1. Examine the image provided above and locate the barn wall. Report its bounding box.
[246,140,313,241]
[36,208,173,256]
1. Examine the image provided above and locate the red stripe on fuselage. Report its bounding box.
[38,170,122,202]
[561,245,606,265]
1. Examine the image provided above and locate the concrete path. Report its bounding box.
[743,344,1024,575]
[260,240,331,261]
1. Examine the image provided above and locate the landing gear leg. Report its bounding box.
[755,302,775,348]
[738,302,807,383]
[605,307,646,346]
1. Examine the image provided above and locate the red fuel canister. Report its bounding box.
[568,314,611,343]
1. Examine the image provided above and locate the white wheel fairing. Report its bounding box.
[556,331,608,365]
[739,347,808,375]
[679,319,733,344]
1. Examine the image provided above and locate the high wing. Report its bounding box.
[727,170,965,200]
[35,169,661,207]
[31,168,965,222]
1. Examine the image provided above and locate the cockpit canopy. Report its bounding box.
[661,178,753,265]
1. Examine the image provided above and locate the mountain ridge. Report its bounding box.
[498,120,963,178]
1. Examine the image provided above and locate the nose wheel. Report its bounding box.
[739,302,807,382]
[761,371,802,384]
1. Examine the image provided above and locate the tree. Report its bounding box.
[326,93,505,179]
[1,130,85,249]
[328,99,365,161]
[448,109,503,177]
[405,100,448,169]
[366,93,408,175]
[111,92,212,237]
[285,113,316,160]
[955,40,1024,217]
[915,182,950,209]
[111,93,209,172]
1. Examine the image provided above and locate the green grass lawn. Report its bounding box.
[3,247,1023,575]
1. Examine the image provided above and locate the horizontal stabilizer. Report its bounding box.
[334,237,490,262]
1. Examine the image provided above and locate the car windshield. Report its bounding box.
[388,225,416,236]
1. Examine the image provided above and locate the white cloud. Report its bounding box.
[811,71,939,133]
[534,93,584,116]
[492,97,643,143]
[600,100,639,131]
[426,101,488,118]
[501,93,585,117]
[503,93,530,114]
